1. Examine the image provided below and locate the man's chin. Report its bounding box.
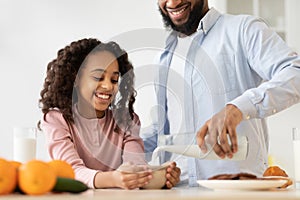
[172,19,188,27]
[160,12,198,35]
[159,0,204,35]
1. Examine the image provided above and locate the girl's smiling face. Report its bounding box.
[76,50,120,118]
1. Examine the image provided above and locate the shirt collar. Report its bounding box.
[197,7,221,35]
[165,8,221,47]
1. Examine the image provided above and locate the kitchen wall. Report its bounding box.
[1,0,299,177]
[0,0,164,161]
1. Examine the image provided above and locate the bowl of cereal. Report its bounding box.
[141,164,169,189]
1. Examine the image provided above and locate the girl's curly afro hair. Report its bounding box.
[39,38,136,131]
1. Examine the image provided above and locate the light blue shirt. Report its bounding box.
[143,8,300,186]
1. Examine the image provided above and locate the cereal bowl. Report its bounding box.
[141,164,168,189]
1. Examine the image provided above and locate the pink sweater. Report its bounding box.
[41,106,146,188]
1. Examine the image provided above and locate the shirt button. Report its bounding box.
[246,115,251,120]
[272,109,277,113]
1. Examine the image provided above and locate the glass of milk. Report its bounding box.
[13,127,37,163]
[293,127,300,189]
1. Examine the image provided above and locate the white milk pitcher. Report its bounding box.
[150,135,248,164]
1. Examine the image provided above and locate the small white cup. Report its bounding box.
[292,127,300,189]
[13,127,37,163]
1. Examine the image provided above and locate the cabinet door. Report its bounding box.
[258,0,285,32]
[208,0,227,13]
[209,0,286,40]
[226,0,254,15]
[285,0,300,52]
[256,0,286,40]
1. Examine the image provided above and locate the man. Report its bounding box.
[143,0,300,186]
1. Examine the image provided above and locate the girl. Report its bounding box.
[39,38,180,189]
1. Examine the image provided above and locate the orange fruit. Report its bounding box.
[0,158,17,195]
[48,160,75,179]
[9,160,22,191]
[18,160,56,195]
[10,160,22,169]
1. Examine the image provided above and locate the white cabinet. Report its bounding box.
[285,0,300,52]
[209,0,286,40]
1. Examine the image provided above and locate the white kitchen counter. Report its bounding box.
[2,187,300,200]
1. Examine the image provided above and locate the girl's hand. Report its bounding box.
[114,163,152,189]
[164,162,181,189]
[112,170,152,189]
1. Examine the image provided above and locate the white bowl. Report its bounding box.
[117,162,169,189]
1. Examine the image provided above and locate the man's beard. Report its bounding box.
[159,1,204,36]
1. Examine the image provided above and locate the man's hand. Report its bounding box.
[196,104,243,159]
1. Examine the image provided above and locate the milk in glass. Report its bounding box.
[293,127,300,189]
[13,127,36,163]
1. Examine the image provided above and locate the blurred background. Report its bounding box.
[0,0,300,177]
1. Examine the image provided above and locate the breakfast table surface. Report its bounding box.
[1,187,300,200]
